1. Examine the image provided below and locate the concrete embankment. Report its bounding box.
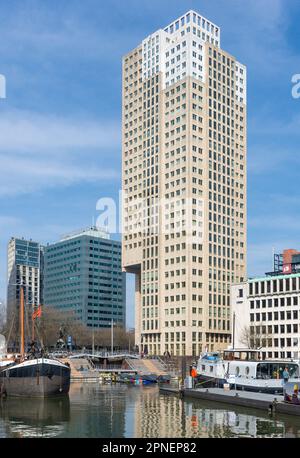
[62,358,99,381]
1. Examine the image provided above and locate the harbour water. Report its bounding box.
[1,383,300,438]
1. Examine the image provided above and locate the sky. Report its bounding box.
[0,0,300,328]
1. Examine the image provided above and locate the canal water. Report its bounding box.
[1,383,300,438]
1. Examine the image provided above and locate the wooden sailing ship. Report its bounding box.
[0,286,71,397]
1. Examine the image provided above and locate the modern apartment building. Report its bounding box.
[122,11,247,356]
[232,249,300,360]
[44,227,126,328]
[7,237,43,321]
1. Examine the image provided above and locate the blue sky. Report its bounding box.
[0,0,300,328]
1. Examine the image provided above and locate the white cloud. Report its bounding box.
[0,4,142,63]
[0,109,120,196]
[0,109,120,152]
[0,155,119,197]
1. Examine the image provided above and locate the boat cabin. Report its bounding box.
[223,349,262,361]
[197,352,226,380]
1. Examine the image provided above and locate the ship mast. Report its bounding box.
[20,285,25,358]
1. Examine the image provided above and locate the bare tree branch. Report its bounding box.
[239,323,273,349]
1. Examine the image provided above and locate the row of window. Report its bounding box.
[249,277,300,295]
[250,296,299,308]
[250,310,299,322]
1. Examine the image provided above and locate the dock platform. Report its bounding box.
[159,385,300,417]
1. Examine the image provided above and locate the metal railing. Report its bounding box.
[68,349,140,358]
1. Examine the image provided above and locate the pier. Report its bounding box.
[159,385,300,417]
[60,353,171,381]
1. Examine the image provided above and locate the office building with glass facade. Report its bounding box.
[7,237,43,321]
[44,227,126,328]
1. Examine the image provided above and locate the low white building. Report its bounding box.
[231,273,300,360]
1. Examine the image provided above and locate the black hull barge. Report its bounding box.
[0,358,70,397]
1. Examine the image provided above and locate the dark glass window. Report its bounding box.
[279,279,284,292]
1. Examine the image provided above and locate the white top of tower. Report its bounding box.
[141,10,221,87]
[162,10,220,44]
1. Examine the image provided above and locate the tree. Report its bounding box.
[38,307,90,348]
[2,303,135,351]
[240,323,273,349]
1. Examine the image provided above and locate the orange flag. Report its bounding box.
[33,305,42,320]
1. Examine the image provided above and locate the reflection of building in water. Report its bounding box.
[132,387,208,437]
[132,388,291,438]
[2,384,300,438]
[132,387,182,437]
[0,418,9,438]
[185,401,287,438]
[0,396,70,438]
[67,383,127,437]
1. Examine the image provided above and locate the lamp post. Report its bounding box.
[111,319,114,355]
[92,329,95,356]
[232,312,236,350]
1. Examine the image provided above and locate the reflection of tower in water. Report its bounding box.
[133,387,190,438]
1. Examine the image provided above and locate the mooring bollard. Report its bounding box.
[268,404,273,415]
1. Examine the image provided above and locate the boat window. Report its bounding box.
[246,367,249,375]
[202,365,205,371]
[256,363,299,380]
[210,366,213,373]
[224,350,260,362]
[257,363,270,379]
[268,363,299,380]
[289,364,299,378]
[235,367,240,376]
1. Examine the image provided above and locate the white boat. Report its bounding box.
[0,357,15,369]
[0,334,15,371]
[196,348,300,394]
[196,352,228,387]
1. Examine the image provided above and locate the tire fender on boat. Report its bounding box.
[0,382,6,397]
